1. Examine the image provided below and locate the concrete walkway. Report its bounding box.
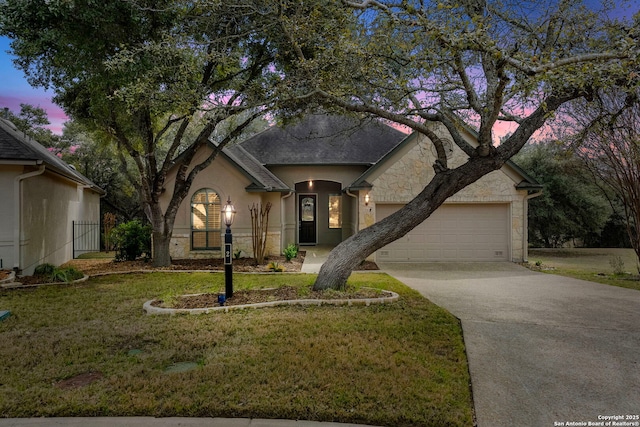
[381,262,640,427]
[300,245,333,273]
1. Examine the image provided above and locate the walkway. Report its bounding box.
[300,245,333,273]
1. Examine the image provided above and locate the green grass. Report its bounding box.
[76,251,116,260]
[529,248,640,291]
[0,272,473,426]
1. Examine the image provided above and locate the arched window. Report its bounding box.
[191,189,221,250]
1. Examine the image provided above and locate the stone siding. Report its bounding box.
[368,130,528,262]
[169,232,281,260]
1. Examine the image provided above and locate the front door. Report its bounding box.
[299,194,317,245]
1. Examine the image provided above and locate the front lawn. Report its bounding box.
[0,272,473,427]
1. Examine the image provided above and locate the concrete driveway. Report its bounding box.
[380,262,640,427]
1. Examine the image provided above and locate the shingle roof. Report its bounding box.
[222,144,290,192]
[0,118,105,194]
[238,115,408,165]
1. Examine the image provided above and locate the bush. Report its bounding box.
[610,256,626,276]
[267,261,285,272]
[33,264,84,283]
[283,244,298,262]
[110,220,151,262]
[33,263,56,277]
[51,267,84,283]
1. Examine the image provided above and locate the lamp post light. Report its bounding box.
[222,197,236,299]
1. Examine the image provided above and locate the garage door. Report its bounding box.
[376,204,510,262]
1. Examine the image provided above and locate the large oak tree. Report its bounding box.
[0,0,297,266]
[272,0,639,289]
[2,0,638,287]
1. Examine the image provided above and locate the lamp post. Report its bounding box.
[222,197,236,299]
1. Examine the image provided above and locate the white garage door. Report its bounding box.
[376,204,510,262]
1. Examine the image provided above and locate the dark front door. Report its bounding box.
[299,194,317,245]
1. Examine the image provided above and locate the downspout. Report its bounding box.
[280,191,294,249]
[14,164,45,272]
[523,190,543,262]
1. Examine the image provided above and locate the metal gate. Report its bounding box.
[73,221,100,258]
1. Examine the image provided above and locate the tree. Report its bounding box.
[0,0,293,266]
[274,0,639,289]
[513,141,610,248]
[60,121,144,222]
[567,89,640,267]
[3,103,62,150]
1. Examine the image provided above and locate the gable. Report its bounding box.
[0,118,104,194]
[354,123,539,203]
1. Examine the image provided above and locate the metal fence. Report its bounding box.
[73,221,100,258]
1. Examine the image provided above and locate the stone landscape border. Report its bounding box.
[143,289,400,315]
[0,275,89,289]
[0,271,15,284]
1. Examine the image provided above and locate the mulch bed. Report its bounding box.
[154,285,392,309]
[9,252,379,286]
[0,270,11,281]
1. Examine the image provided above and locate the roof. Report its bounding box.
[347,129,541,191]
[0,118,105,194]
[238,115,408,165]
[222,144,290,192]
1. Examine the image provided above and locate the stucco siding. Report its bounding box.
[164,150,283,259]
[0,168,19,269]
[19,172,101,275]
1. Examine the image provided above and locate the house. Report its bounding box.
[162,114,541,264]
[0,118,104,275]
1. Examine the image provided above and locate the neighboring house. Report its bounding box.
[162,114,541,264]
[0,118,104,275]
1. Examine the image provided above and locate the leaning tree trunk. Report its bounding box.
[313,155,503,290]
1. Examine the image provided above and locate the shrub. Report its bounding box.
[51,267,84,283]
[609,256,625,276]
[110,220,151,262]
[33,263,56,277]
[283,244,298,262]
[33,264,83,283]
[267,261,285,272]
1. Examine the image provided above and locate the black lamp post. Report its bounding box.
[222,196,236,299]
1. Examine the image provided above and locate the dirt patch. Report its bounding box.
[154,286,392,309]
[67,254,378,275]
[55,371,103,389]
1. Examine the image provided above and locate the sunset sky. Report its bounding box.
[0,1,636,136]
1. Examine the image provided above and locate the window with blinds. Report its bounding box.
[191,189,221,249]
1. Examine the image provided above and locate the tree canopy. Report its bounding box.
[274,0,639,289]
[514,140,610,248]
[2,0,638,288]
[565,88,640,266]
[0,0,305,265]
